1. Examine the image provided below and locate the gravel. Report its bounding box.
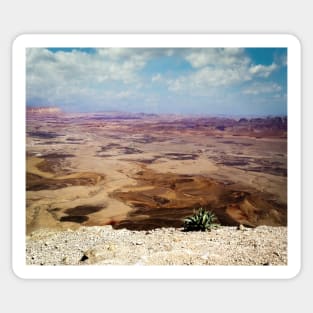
[26,225,287,266]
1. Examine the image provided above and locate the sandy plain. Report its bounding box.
[26,109,287,235]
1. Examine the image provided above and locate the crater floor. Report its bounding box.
[26,111,287,234]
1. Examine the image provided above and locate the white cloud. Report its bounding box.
[242,82,282,95]
[27,48,183,106]
[115,90,134,99]
[166,49,279,94]
[167,59,252,93]
[249,63,278,77]
[184,48,248,68]
[26,48,151,106]
[151,73,162,82]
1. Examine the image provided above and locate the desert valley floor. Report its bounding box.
[26,109,287,235]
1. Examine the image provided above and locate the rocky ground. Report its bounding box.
[26,225,287,266]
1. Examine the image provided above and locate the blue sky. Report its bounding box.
[26,47,287,116]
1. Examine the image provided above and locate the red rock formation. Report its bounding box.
[27,106,61,114]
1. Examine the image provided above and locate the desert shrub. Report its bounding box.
[183,208,219,232]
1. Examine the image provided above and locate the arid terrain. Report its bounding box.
[26,225,287,266]
[26,107,287,236]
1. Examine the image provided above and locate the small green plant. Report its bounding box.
[183,208,219,232]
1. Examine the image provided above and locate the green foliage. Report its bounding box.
[183,208,219,232]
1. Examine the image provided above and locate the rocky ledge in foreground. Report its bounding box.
[26,225,287,266]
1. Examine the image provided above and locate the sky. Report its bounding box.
[26,47,287,116]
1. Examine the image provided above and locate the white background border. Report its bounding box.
[12,34,301,279]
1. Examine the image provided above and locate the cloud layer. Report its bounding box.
[26,47,287,115]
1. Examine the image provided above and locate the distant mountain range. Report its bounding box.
[26,106,287,122]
